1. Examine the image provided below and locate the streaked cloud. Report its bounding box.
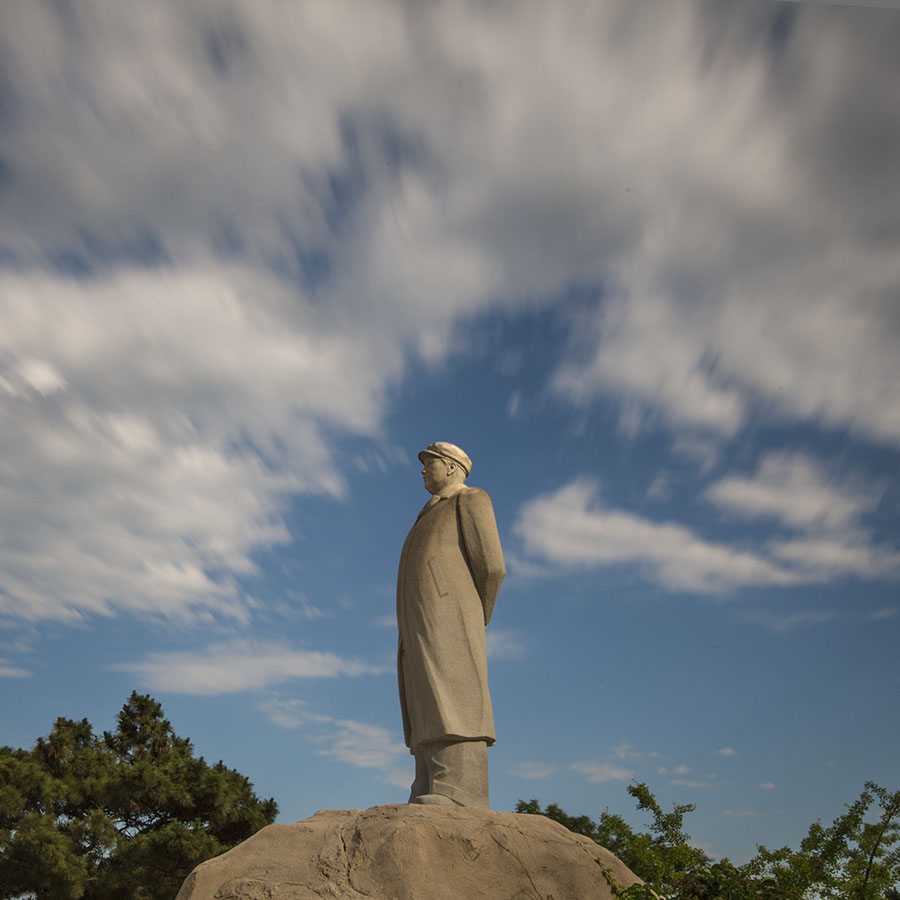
[113,639,384,694]
[257,698,317,730]
[742,609,838,634]
[510,761,558,779]
[672,778,716,789]
[658,764,692,775]
[717,747,738,757]
[768,535,900,581]
[515,479,799,594]
[867,608,897,621]
[486,629,527,661]
[258,696,409,787]
[0,265,401,625]
[3,0,899,632]
[570,761,635,783]
[0,660,31,678]
[614,743,660,761]
[704,453,900,583]
[704,452,877,532]
[516,474,900,595]
[313,719,408,773]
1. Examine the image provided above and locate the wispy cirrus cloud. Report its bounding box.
[514,479,800,594]
[614,743,660,761]
[0,659,31,678]
[704,452,900,584]
[672,778,717,789]
[510,761,558,780]
[742,609,839,634]
[486,628,527,661]
[258,697,410,788]
[0,265,404,625]
[570,761,635,783]
[515,465,899,596]
[3,0,899,634]
[113,639,384,694]
[704,452,877,533]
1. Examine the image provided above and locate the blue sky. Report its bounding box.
[1,0,899,865]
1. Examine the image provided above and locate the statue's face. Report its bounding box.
[421,456,454,495]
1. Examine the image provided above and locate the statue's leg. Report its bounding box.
[408,747,429,803]
[410,739,489,808]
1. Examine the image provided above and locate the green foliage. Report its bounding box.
[0,693,278,900]
[517,780,900,899]
[746,781,900,900]
[519,783,710,896]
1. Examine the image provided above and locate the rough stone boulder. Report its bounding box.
[175,804,642,900]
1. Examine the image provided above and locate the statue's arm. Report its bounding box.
[458,488,506,625]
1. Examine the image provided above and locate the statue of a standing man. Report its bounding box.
[396,442,506,808]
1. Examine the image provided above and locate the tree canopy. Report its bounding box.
[519,780,900,900]
[0,692,277,900]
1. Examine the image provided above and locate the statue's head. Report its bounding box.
[418,442,471,495]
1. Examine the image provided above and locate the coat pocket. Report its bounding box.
[427,557,449,597]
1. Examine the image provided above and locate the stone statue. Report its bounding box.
[396,442,506,808]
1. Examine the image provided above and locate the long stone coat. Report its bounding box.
[397,483,506,752]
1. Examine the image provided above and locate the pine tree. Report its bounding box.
[0,693,277,900]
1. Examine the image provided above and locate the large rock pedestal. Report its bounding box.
[176,804,642,900]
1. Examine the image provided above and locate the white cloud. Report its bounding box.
[646,473,672,502]
[704,452,878,532]
[114,639,383,694]
[704,454,900,586]
[510,761,557,779]
[3,0,899,631]
[258,697,409,787]
[0,660,31,678]
[743,609,838,634]
[614,743,660,761]
[314,719,408,772]
[553,286,746,437]
[671,778,716,789]
[515,479,800,594]
[673,765,692,775]
[516,476,899,594]
[542,6,900,450]
[768,536,900,581]
[0,265,407,624]
[16,360,66,396]
[2,2,895,453]
[486,629,527,661]
[760,782,776,790]
[867,607,897,621]
[717,747,737,757]
[570,761,635,783]
[257,698,317,730]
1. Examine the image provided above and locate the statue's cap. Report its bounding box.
[418,442,472,476]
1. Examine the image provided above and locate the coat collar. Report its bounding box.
[416,482,467,521]
[433,482,467,501]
